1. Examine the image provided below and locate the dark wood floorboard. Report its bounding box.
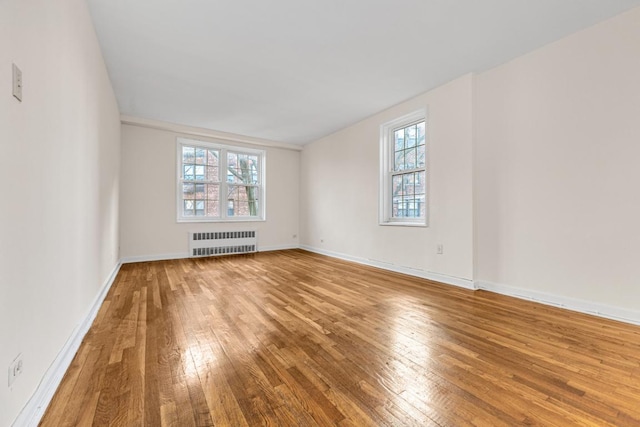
[40,249,640,426]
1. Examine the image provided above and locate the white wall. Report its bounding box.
[474,7,640,317]
[1,2,639,423]
[0,0,121,425]
[120,124,300,259]
[300,74,474,285]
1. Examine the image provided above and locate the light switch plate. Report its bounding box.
[13,63,22,102]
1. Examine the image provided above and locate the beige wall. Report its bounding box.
[300,74,474,285]
[120,124,300,259]
[474,7,640,316]
[0,0,121,424]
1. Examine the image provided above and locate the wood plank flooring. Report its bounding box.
[40,249,640,426]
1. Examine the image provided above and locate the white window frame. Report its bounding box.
[177,137,266,223]
[379,109,428,227]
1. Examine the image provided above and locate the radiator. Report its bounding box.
[189,231,257,257]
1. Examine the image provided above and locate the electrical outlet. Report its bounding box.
[8,354,23,386]
[437,244,444,255]
[12,63,23,102]
[292,234,297,239]
[320,239,324,243]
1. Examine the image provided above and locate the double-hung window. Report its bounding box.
[380,110,427,226]
[177,138,265,222]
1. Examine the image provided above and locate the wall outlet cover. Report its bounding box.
[8,354,23,386]
[12,63,23,102]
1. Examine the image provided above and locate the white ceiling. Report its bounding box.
[87,0,640,145]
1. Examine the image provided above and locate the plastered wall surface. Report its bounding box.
[0,0,121,424]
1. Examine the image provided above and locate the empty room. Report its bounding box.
[2,0,640,425]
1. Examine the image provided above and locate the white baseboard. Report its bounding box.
[300,245,476,290]
[120,245,299,264]
[121,252,189,264]
[476,280,640,326]
[12,261,123,427]
[258,244,299,252]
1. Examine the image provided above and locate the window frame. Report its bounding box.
[379,109,428,227]
[176,137,266,223]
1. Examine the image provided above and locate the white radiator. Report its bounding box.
[189,231,257,257]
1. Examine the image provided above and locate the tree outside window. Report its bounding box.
[177,139,265,222]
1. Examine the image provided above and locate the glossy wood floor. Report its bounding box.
[40,249,640,426]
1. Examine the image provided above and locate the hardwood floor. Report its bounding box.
[40,249,640,426]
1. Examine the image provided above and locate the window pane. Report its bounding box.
[227,172,239,183]
[405,148,416,170]
[417,144,426,168]
[184,165,194,180]
[195,148,206,164]
[182,183,195,196]
[394,129,404,152]
[228,152,259,184]
[403,173,415,195]
[406,124,417,148]
[195,202,205,216]
[206,184,220,217]
[240,154,255,184]
[207,184,219,200]
[207,149,219,166]
[405,200,416,213]
[182,147,195,163]
[227,152,239,183]
[248,197,258,215]
[195,184,205,199]
[392,197,402,217]
[394,150,405,171]
[195,165,205,180]
[207,166,219,181]
[227,184,259,217]
[417,121,425,146]
[243,155,259,184]
[207,150,220,182]
[183,200,194,216]
[415,171,425,195]
[392,175,403,197]
[207,200,219,217]
[182,183,220,217]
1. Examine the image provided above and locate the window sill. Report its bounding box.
[177,217,266,223]
[379,221,427,228]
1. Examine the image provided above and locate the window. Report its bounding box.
[379,110,427,226]
[177,138,265,222]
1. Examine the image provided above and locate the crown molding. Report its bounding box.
[120,115,304,151]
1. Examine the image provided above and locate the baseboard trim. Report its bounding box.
[476,280,640,326]
[259,244,299,252]
[120,245,300,264]
[300,245,475,290]
[121,252,189,264]
[12,261,122,427]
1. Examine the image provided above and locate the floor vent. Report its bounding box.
[189,231,257,257]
